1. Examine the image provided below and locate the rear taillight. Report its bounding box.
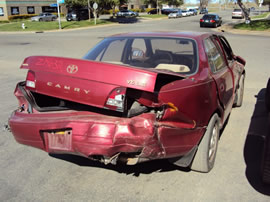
[26,70,36,89]
[210,20,215,23]
[105,87,126,112]
[200,19,204,22]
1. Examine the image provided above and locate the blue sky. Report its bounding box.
[184,0,254,3]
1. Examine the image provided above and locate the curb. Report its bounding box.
[217,23,270,36]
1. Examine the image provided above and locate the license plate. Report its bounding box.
[205,20,209,22]
[47,130,72,151]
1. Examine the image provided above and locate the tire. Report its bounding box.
[39,18,43,22]
[265,78,270,112]
[234,74,245,107]
[191,113,220,173]
[52,17,56,21]
[262,134,270,184]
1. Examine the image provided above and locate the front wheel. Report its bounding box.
[191,113,220,173]
[262,133,270,184]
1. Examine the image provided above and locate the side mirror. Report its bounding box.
[234,55,246,65]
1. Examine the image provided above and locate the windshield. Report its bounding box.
[84,36,198,75]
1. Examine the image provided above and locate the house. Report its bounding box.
[0,0,66,21]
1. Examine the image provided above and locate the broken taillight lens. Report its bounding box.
[105,87,126,112]
[26,70,36,89]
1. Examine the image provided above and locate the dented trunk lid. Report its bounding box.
[21,56,179,110]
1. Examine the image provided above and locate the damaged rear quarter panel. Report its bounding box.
[156,72,219,157]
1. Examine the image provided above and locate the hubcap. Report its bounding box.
[209,123,218,163]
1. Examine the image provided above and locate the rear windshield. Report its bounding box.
[233,9,242,12]
[84,37,198,75]
[203,15,216,19]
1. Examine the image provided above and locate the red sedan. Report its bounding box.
[8,32,246,173]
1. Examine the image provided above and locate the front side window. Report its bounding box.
[27,7,35,14]
[218,36,233,61]
[11,7,19,15]
[84,37,198,75]
[0,7,4,16]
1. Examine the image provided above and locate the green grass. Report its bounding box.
[251,12,270,19]
[0,19,113,32]
[234,19,270,31]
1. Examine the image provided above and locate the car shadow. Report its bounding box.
[244,88,270,195]
[107,16,140,24]
[49,153,190,176]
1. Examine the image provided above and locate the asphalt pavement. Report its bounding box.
[0,9,270,202]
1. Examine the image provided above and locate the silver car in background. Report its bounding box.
[168,10,182,18]
[116,10,138,18]
[31,13,57,22]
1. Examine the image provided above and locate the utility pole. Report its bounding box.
[237,0,251,24]
[157,0,159,15]
[88,0,91,21]
[57,0,61,29]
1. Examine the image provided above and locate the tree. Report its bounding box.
[258,0,270,11]
[166,0,184,7]
[237,0,251,22]
[65,0,128,19]
[144,0,184,8]
[198,0,209,9]
[65,0,128,11]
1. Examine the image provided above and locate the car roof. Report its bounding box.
[203,14,218,17]
[109,32,216,41]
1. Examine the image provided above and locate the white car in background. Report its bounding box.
[232,9,244,19]
[186,10,193,16]
[181,10,188,17]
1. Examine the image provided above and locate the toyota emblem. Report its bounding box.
[67,64,78,74]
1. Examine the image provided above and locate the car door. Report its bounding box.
[218,35,244,97]
[204,36,234,121]
[45,13,50,21]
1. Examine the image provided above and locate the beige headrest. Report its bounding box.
[155,64,190,72]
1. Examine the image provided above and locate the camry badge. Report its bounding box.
[67,64,78,74]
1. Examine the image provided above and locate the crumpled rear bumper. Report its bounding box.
[9,109,204,165]
[9,110,166,162]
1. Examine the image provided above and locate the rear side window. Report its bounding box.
[94,39,127,63]
[204,38,226,73]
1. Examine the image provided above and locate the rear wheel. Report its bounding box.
[39,18,43,22]
[191,113,220,173]
[234,74,245,107]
